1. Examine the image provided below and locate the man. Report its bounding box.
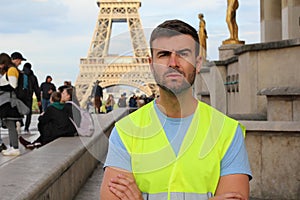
[40,75,56,112]
[117,93,127,108]
[11,52,26,67]
[100,19,252,200]
[22,62,41,133]
[11,52,27,135]
[91,80,103,113]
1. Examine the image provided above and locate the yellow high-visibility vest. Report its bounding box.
[116,101,244,199]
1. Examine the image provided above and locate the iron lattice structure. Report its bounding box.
[75,0,156,107]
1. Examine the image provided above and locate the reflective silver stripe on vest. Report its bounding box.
[142,192,213,200]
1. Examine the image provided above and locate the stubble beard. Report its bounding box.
[153,67,196,95]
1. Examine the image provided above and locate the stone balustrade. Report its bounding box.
[0,108,128,200]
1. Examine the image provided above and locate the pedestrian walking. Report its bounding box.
[22,62,41,134]
[11,52,28,134]
[40,75,56,112]
[91,80,103,113]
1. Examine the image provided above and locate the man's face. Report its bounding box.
[149,34,201,95]
[61,89,70,102]
[12,59,22,67]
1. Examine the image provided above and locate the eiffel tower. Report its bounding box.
[75,0,156,107]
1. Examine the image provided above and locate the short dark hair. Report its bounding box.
[150,19,200,56]
[51,91,61,103]
[23,62,32,69]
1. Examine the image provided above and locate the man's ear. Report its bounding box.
[195,55,202,74]
[148,56,154,72]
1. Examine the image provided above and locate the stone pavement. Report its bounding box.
[0,114,106,199]
[0,114,40,165]
[74,163,104,200]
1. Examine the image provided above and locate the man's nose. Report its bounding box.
[168,52,178,68]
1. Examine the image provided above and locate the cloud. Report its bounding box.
[0,0,260,87]
[0,0,69,34]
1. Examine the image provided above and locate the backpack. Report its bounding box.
[66,101,95,137]
[17,72,29,102]
[6,68,29,103]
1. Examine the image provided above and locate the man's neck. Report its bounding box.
[156,88,198,118]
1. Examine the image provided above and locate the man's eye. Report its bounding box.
[178,52,188,57]
[158,52,169,57]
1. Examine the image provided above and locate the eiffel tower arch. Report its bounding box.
[75,0,156,107]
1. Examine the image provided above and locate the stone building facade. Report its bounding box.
[194,2,300,198]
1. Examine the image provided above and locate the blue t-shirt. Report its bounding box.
[104,102,252,178]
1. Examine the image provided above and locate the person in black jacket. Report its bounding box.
[22,62,41,134]
[91,80,103,113]
[19,91,77,149]
[40,75,56,112]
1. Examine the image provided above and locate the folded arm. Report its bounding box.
[211,174,249,200]
[100,167,143,200]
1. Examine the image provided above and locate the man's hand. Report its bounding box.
[210,192,246,200]
[100,167,142,200]
[108,173,143,200]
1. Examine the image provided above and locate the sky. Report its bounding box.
[0,0,260,87]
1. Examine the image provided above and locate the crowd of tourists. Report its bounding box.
[0,52,80,156]
[88,80,156,114]
[0,51,155,157]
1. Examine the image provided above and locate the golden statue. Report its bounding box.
[198,13,208,61]
[223,0,244,45]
